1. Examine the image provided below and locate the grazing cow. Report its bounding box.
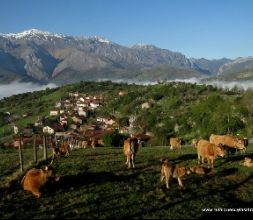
[189,166,210,175]
[196,139,225,168]
[242,157,253,167]
[169,137,181,150]
[21,166,60,198]
[123,137,139,169]
[209,134,246,156]
[160,158,191,189]
[52,141,70,160]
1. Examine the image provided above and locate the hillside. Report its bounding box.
[1,80,253,146]
[1,81,253,218]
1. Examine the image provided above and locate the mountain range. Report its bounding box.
[0,29,253,85]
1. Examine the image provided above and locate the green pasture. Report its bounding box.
[0,144,253,219]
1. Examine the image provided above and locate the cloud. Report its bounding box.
[166,78,253,91]
[0,81,58,99]
[0,79,252,100]
[203,80,253,91]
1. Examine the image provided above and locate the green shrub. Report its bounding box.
[103,129,128,147]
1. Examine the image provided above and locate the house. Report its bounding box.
[79,124,96,132]
[13,126,19,135]
[76,102,88,108]
[118,91,128,96]
[51,124,65,132]
[55,102,62,108]
[97,116,117,127]
[90,102,100,109]
[50,111,58,116]
[79,97,85,102]
[70,124,78,130]
[78,110,87,117]
[43,126,55,135]
[72,116,82,124]
[141,102,151,109]
[60,114,68,127]
[23,125,34,137]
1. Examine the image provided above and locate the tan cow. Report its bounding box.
[160,158,191,189]
[191,139,198,148]
[209,134,246,153]
[123,137,139,169]
[196,139,225,168]
[169,137,181,150]
[21,166,60,198]
[242,157,253,167]
[189,166,210,175]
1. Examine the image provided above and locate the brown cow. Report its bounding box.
[52,141,70,160]
[123,137,139,169]
[21,166,60,198]
[196,139,225,168]
[209,134,246,153]
[160,158,191,189]
[59,141,70,156]
[169,137,181,150]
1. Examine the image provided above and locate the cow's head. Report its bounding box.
[41,165,60,182]
[191,139,199,148]
[216,144,225,157]
[237,139,247,151]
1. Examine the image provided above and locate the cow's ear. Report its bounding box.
[160,158,166,163]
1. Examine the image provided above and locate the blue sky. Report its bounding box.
[0,0,252,59]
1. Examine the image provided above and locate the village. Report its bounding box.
[8,91,151,150]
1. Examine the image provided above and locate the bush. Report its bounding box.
[103,129,128,147]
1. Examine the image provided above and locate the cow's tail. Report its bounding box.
[130,141,135,154]
[130,139,138,153]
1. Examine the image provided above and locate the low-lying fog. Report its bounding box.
[0,79,252,100]
[0,81,57,100]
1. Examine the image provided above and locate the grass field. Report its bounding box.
[0,145,253,219]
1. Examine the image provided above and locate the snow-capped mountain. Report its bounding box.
[0,29,66,40]
[0,29,241,85]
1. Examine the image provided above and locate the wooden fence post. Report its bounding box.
[18,137,24,172]
[33,134,37,163]
[43,135,47,160]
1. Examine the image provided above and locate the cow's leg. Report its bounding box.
[165,175,170,189]
[125,155,129,166]
[207,158,211,168]
[32,190,41,198]
[127,155,131,168]
[210,159,214,169]
[201,156,205,164]
[160,174,164,183]
[177,177,184,188]
[131,154,135,168]
[198,154,201,165]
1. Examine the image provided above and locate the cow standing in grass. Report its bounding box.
[169,137,181,150]
[209,134,246,157]
[160,158,191,189]
[52,141,70,161]
[196,139,225,168]
[123,137,139,169]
